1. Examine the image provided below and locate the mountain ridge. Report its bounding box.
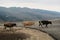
[0,7,60,21]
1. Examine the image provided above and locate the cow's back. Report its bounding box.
[41,20,52,24]
[22,21,35,26]
[4,22,16,27]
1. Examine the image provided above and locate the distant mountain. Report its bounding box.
[0,7,60,21]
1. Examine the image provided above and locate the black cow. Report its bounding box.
[39,20,52,28]
[4,22,16,29]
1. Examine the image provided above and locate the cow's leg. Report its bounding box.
[39,23,43,28]
[39,22,41,26]
[45,24,48,28]
[4,26,6,29]
[40,23,43,28]
[39,24,41,26]
[41,24,43,28]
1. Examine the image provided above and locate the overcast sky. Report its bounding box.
[0,0,60,12]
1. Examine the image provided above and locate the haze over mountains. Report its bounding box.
[0,7,60,21]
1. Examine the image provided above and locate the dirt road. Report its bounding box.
[26,23,60,40]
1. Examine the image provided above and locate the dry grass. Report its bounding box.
[0,28,30,40]
[0,27,54,40]
[18,28,54,40]
[0,32,30,40]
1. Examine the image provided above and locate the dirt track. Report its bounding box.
[23,21,60,40]
[39,24,60,40]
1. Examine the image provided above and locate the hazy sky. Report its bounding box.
[0,0,60,12]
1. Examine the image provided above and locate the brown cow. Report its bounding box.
[22,21,35,27]
[4,22,16,29]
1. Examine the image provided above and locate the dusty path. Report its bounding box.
[0,27,54,40]
[39,24,60,40]
[25,23,60,40]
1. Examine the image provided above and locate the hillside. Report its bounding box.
[0,7,60,21]
[0,26,54,40]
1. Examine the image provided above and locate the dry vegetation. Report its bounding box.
[0,25,54,40]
